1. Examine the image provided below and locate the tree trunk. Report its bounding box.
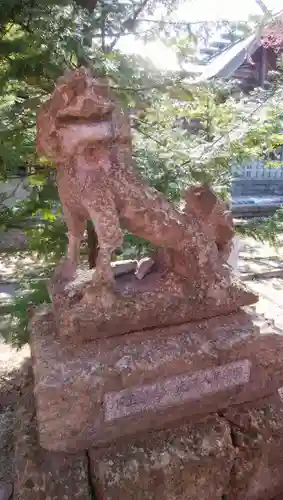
[87,221,99,269]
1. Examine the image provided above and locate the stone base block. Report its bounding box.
[90,416,235,500]
[31,307,283,452]
[90,392,283,500]
[223,391,283,500]
[49,267,257,341]
[13,364,91,500]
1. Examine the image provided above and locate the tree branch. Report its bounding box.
[107,0,151,52]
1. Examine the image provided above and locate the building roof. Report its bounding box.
[196,10,283,82]
[197,34,260,81]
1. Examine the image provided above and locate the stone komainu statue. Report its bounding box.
[36,67,233,295]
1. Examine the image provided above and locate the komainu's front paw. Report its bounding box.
[52,258,77,283]
[83,270,117,308]
[92,267,115,288]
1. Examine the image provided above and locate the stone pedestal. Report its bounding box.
[28,296,283,500]
[49,267,257,342]
[16,356,283,500]
[89,391,283,500]
[90,416,235,500]
[29,264,283,500]
[223,391,283,500]
[13,364,91,500]
[31,305,283,453]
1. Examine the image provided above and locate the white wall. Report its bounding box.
[231,159,283,180]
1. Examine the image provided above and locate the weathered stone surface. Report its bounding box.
[50,267,257,341]
[13,365,91,500]
[90,416,235,500]
[31,307,283,452]
[223,391,283,499]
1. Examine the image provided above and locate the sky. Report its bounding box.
[172,0,282,22]
[117,0,283,70]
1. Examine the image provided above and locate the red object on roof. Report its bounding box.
[261,14,283,51]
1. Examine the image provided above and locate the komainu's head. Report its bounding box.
[36,67,116,163]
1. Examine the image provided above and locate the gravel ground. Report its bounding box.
[236,236,283,331]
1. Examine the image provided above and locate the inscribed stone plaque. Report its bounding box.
[104,359,251,421]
